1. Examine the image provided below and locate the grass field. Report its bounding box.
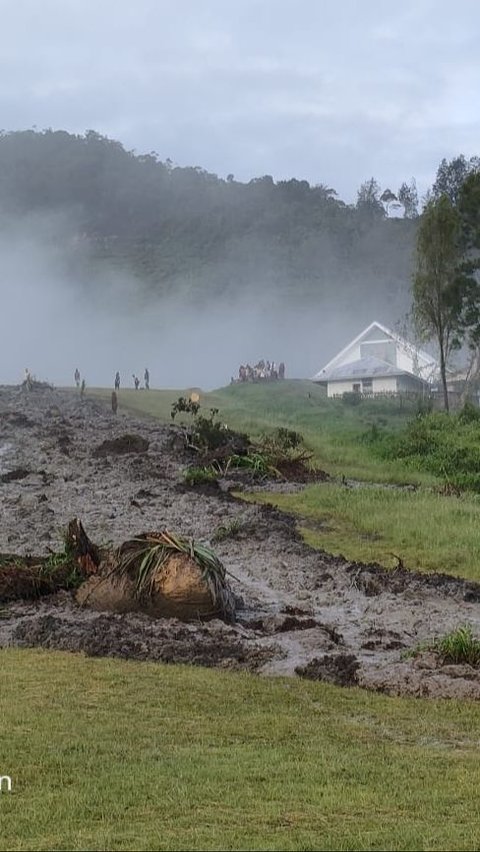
[2,649,480,852]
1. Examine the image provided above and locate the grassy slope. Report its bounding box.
[2,649,480,852]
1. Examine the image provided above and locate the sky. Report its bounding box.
[1,0,479,202]
[0,0,478,388]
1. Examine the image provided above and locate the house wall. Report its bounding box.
[372,376,398,393]
[327,376,398,397]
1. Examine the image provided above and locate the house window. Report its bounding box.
[362,379,372,392]
[352,383,361,393]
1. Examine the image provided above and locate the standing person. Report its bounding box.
[74,368,80,388]
[133,375,140,390]
[144,367,150,390]
[111,390,118,414]
[114,371,120,391]
[278,362,285,380]
[80,379,86,399]
[24,368,32,391]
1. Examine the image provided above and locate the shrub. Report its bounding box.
[342,391,361,406]
[171,398,249,454]
[183,466,218,486]
[272,427,304,450]
[458,401,480,424]
[370,409,480,491]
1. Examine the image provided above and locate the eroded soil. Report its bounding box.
[1,384,480,699]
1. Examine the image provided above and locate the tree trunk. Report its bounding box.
[439,341,449,412]
[65,518,101,575]
[460,347,480,407]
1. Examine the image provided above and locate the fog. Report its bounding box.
[0,218,397,391]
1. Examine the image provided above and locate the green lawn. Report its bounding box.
[2,649,480,851]
[245,484,480,580]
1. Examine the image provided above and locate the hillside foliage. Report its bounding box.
[0,128,417,316]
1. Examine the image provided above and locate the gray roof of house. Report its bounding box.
[316,356,422,382]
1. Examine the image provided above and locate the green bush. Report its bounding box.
[342,391,362,406]
[171,398,249,454]
[366,408,480,491]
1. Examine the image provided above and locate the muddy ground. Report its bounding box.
[1,384,480,699]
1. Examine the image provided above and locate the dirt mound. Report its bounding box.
[11,609,277,670]
[296,654,360,686]
[93,434,149,456]
[74,526,236,623]
[362,652,480,699]
[274,460,330,483]
[345,561,480,602]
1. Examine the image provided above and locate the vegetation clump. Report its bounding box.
[171,397,249,455]
[435,625,480,666]
[174,399,320,484]
[407,625,480,667]
[364,404,480,492]
[0,545,83,603]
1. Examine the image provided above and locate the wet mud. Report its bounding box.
[1,383,480,699]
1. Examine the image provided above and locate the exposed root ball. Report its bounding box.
[76,531,236,623]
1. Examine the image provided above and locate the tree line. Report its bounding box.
[0,129,418,322]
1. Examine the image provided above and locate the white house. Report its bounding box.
[312,321,438,397]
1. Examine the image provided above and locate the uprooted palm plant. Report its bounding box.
[112,530,236,622]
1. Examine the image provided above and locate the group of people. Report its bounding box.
[114,369,150,390]
[72,367,151,401]
[129,368,150,390]
[234,359,285,383]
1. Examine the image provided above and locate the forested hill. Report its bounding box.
[0,129,418,321]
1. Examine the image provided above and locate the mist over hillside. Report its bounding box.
[0,129,419,387]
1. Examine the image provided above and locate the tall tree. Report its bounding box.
[398,179,418,218]
[433,155,480,205]
[454,170,480,400]
[356,178,385,221]
[412,195,465,411]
